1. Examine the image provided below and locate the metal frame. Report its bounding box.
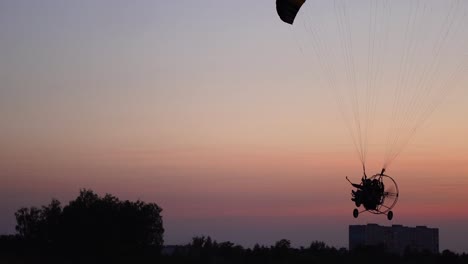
[352,173,399,219]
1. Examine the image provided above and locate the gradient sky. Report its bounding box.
[1,0,468,253]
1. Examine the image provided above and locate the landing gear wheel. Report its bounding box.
[387,211,393,220]
[353,208,359,218]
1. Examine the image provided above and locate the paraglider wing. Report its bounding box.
[276,0,306,25]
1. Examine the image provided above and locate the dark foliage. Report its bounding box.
[2,191,467,263]
[160,236,467,264]
[5,189,163,263]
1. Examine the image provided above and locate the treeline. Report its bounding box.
[1,233,466,264]
[0,189,163,263]
[161,236,467,264]
[0,190,467,263]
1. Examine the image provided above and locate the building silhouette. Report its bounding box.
[349,224,439,255]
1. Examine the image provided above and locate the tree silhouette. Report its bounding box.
[15,207,42,240]
[6,191,468,263]
[13,189,164,261]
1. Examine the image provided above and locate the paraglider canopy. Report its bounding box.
[275,0,468,170]
[276,0,306,25]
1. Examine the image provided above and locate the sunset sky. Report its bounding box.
[1,0,468,253]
